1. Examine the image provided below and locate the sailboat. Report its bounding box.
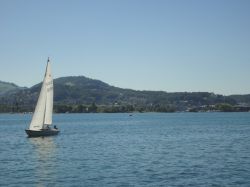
[25,58,59,137]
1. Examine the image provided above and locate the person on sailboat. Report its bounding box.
[54,125,58,129]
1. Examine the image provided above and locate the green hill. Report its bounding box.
[0,76,249,113]
[228,94,250,105]
[0,81,21,95]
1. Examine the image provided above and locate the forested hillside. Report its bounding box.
[0,76,249,113]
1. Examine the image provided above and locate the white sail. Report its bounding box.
[29,59,53,130]
[44,61,53,127]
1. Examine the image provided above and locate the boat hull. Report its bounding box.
[25,129,59,137]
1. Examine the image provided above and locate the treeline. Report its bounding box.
[188,103,250,112]
[1,102,249,113]
[0,103,176,113]
[54,103,176,113]
[0,103,33,113]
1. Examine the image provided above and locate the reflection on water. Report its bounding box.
[28,137,57,187]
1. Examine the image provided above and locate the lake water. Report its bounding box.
[0,112,250,187]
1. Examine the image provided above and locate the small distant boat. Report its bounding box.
[25,58,59,137]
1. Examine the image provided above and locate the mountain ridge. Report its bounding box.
[0,80,24,95]
[0,76,249,113]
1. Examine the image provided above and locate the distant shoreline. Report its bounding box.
[1,110,250,115]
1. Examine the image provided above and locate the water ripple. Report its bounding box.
[0,113,250,186]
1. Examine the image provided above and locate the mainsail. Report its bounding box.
[29,59,53,130]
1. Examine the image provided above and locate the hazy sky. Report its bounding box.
[0,0,249,95]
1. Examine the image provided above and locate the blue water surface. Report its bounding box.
[0,112,250,187]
